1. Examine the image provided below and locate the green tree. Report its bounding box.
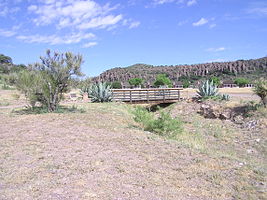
[17,50,84,112]
[182,80,190,88]
[253,79,267,107]
[154,74,172,87]
[209,76,221,86]
[234,78,249,87]
[128,78,143,87]
[111,81,122,89]
[0,54,12,64]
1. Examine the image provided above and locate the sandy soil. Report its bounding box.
[0,89,266,200]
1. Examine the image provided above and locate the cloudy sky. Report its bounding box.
[0,0,267,76]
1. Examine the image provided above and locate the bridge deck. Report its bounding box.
[111,88,183,104]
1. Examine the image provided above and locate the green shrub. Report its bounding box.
[1,83,13,90]
[128,78,144,87]
[154,74,172,88]
[234,78,249,87]
[111,81,122,89]
[182,80,190,88]
[253,79,267,107]
[132,106,183,138]
[209,77,221,86]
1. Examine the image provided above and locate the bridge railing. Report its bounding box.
[111,88,182,103]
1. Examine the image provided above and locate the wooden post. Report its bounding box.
[147,90,149,103]
[163,89,165,102]
[178,89,180,100]
[130,90,132,103]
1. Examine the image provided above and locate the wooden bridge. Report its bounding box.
[111,88,182,104]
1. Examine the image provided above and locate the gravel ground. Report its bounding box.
[0,89,266,200]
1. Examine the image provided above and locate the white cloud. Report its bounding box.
[129,21,140,29]
[77,15,123,30]
[192,18,208,26]
[209,23,217,28]
[187,0,197,6]
[178,20,188,26]
[247,7,267,15]
[28,0,123,30]
[16,32,95,45]
[247,2,267,16]
[0,29,16,37]
[152,0,197,6]
[83,42,98,48]
[206,47,226,52]
[153,0,175,5]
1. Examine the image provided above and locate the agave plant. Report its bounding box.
[221,94,230,101]
[88,82,112,103]
[197,80,219,98]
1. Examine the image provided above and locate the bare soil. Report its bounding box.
[0,89,266,200]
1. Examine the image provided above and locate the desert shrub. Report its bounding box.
[132,106,183,138]
[129,78,143,87]
[182,80,190,88]
[154,74,172,88]
[88,82,112,103]
[12,105,85,115]
[111,81,122,89]
[1,83,13,90]
[234,78,249,87]
[16,50,84,112]
[253,79,267,107]
[209,77,221,86]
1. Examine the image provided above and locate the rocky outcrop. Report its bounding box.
[93,57,267,85]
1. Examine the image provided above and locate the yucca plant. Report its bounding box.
[197,80,219,98]
[253,79,267,107]
[88,82,112,103]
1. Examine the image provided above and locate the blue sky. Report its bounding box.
[0,0,267,76]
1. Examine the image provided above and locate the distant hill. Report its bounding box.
[93,57,267,86]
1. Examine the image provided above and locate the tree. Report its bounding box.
[17,50,84,112]
[182,80,190,88]
[111,81,122,89]
[0,54,12,64]
[253,79,267,107]
[234,78,249,87]
[154,74,172,88]
[128,78,143,87]
[209,76,221,86]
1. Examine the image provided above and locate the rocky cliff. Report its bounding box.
[93,57,267,85]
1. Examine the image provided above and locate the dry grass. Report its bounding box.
[0,89,266,200]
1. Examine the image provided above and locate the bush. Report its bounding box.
[111,81,122,89]
[209,77,221,86]
[182,80,190,88]
[234,78,249,87]
[154,74,172,88]
[253,79,267,107]
[16,50,84,112]
[128,78,143,87]
[132,106,183,138]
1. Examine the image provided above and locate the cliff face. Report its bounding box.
[93,57,267,84]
